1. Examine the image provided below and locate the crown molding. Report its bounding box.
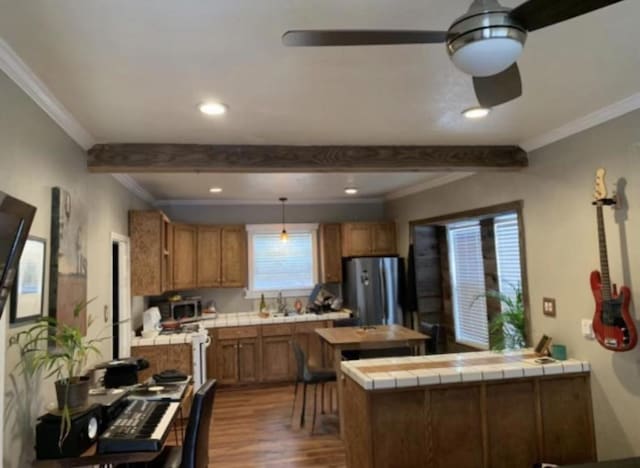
[155,197,384,207]
[385,173,474,201]
[111,174,155,203]
[0,38,95,150]
[520,92,640,152]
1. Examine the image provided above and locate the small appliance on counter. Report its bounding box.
[142,306,162,338]
[150,296,202,321]
[94,358,149,388]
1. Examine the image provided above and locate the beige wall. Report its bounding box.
[386,109,640,461]
[0,70,149,467]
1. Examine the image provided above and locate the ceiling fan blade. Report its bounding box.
[511,0,626,32]
[282,30,448,47]
[473,63,522,108]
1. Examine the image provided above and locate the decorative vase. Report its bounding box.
[54,376,90,410]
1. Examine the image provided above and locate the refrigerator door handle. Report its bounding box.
[379,261,388,325]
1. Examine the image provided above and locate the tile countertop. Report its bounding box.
[131,310,351,347]
[341,348,591,391]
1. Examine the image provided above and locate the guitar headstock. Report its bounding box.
[593,168,616,206]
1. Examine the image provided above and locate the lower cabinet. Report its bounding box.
[131,344,192,383]
[207,320,332,385]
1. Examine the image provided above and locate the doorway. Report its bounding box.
[111,233,131,359]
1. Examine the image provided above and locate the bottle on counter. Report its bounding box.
[259,293,269,318]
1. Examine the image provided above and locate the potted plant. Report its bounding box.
[19,298,102,447]
[485,286,526,351]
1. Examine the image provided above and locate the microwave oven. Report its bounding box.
[157,300,201,321]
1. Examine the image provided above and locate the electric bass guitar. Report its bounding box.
[590,168,637,351]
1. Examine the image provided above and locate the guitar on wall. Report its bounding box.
[591,168,637,352]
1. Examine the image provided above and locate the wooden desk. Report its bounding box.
[315,325,428,438]
[34,384,193,468]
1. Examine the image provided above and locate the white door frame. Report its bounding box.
[111,232,132,359]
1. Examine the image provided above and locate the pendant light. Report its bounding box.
[279,197,288,242]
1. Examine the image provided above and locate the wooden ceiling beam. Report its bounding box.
[87,143,528,173]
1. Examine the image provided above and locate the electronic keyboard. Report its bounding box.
[97,399,179,454]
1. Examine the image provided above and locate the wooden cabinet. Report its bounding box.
[172,223,197,289]
[197,226,222,288]
[294,321,327,369]
[341,222,397,257]
[221,226,247,287]
[214,326,260,384]
[261,324,295,382]
[131,344,192,382]
[194,225,247,289]
[209,320,332,386]
[129,210,172,295]
[319,224,342,283]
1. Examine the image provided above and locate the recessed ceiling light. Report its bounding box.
[199,102,228,116]
[462,107,490,119]
[344,187,359,195]
[209,187,223,193]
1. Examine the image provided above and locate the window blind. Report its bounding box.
[448,222,489,349]
[251,232,315,292]
[494,213,522,308]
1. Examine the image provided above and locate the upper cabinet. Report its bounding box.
[319,224,342,283]
[192,224,247,289]
[220,226,247,288]
[197,226,222,288]
[341,222,397,257]
[172,223,198,290]
[130,210,172,296]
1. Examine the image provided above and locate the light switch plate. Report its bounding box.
[543,297,556,317]
[582,319,595,339]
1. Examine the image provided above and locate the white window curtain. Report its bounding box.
[494,213,522,309]
[448,221,489,349]
[246,224,318,298]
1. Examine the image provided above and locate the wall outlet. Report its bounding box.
[582,319,595,340]
[542,297,556,317]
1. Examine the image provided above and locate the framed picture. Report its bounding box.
[10,236,46,324]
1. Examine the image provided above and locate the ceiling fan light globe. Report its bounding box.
[451,37,523,77]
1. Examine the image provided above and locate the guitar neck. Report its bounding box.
[596,204,612,300]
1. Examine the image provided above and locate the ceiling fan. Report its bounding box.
[282,0,625,109]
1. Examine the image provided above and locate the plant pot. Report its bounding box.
[55,376,90,410]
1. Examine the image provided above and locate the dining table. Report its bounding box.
[315,324,429,438]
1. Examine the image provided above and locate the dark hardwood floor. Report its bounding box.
[208,384,346,467]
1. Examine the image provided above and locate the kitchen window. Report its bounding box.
[245,224,319,298]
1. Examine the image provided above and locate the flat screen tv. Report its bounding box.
[0,191,36,318]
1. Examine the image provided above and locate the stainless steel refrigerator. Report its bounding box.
[343,257,403,326]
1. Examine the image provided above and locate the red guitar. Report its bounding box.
[591,168,637,352]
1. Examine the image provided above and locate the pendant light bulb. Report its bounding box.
[279,197,288,243]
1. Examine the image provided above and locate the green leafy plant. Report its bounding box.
[485,287,526,351]
[13,298,102,448]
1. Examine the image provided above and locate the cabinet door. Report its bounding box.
[342,223,372,257]
[197,226,222,288]
[130,211,168,296]
[262,335,293,382]
[372,222,397,255]
[221,226,247,287]
[238,338,259,383]
[131,346,165,382]
[320,224,343,283]
[295,321,327,369]
[173,224,197,289]
[216,339,239,385]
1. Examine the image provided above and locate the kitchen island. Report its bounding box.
[341,350,595,468]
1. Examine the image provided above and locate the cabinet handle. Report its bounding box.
[239,344,243,348]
